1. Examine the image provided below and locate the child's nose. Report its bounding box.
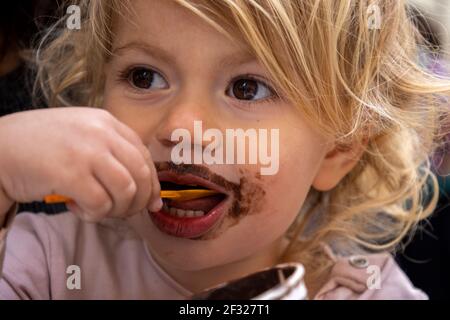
[154,96,218,149]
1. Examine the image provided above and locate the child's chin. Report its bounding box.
[148,238,247,271]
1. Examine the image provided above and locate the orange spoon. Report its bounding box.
[44,189,220,204]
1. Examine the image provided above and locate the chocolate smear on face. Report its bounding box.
[154,162,266,239]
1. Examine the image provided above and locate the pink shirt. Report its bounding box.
[0,207,427,300]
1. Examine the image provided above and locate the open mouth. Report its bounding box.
[149,167,231,239]
[160,181,226,218]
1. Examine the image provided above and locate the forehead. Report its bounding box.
[113,0,250,57]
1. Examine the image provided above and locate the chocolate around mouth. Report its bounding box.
[155,162,241,215]
[154,162,266,239]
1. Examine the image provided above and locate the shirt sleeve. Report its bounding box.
[0,206,51,300]
[0,203,18,277]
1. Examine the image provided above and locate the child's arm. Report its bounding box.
[0,107,162,225]
[0,107,163,298]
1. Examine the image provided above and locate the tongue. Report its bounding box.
[167,194,225,212]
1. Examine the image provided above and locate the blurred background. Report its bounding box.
[0,0,450,299]
[410,0,450,59]
[399,0,450,300]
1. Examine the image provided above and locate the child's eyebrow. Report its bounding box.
[217,52,257,69]
[112,42,176,65]
[111,41,257,68]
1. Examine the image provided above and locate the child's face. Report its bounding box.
[102,0,341,271]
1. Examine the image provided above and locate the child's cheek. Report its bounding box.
[251,157,317,235]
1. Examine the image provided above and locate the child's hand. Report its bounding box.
[0,107,162,223]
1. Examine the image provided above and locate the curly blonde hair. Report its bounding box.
[35,0,450,287]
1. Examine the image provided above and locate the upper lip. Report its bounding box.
[157,171,230,197]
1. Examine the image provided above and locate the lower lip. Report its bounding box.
[149,198,229,239]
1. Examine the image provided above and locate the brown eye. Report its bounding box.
[128,67,168,90]
[227,78,273,101]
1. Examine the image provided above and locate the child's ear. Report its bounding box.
[312,139,367,191]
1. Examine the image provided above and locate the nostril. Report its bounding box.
[160,138,178,148]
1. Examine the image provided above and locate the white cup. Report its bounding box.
[191,263,307,300]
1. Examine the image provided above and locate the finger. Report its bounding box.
[112,119,149,157]
[65,176,112,223]
[111,119,161,211]
[109,135,154,215]
[92,151,137,218]
[147,154,162,212]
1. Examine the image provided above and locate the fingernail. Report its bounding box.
[149,198,163,212]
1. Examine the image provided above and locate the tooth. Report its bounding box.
[194,211,204,217]
[176,209,186,217]
[186,210,194,217]
[170,207,177,216]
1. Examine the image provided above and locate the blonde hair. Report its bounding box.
[35,0,450,287]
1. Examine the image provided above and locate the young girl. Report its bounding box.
[0,0,449,299]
